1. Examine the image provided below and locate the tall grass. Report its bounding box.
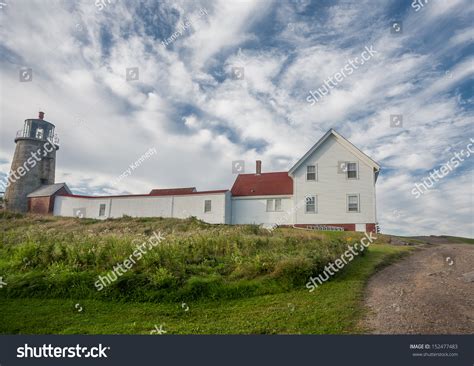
[0,214,379,302]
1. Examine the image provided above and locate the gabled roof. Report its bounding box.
[231,172,293,197]
[288,129,381,175]
[27,183,71,198]
[150,187,196,196]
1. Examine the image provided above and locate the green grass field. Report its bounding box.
[0,212,412,334]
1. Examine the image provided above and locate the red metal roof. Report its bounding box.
[231,172,293,197]
[58,189,228,199]
[190,190,229,195]
[162,189,228,196]
[58,193,152,199]
[150,187,196,196]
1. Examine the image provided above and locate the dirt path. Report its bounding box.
[362,242,474,334]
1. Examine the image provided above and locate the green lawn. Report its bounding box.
[0,244,411,334]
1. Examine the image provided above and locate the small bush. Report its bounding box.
[181,275,223,300]
[0,211,24,220]
[149,267,177,288]
[271,257,314,287]
[244,224,262,235]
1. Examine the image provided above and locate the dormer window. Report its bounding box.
[306,165,317,181]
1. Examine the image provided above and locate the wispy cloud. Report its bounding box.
[0,0,472,237]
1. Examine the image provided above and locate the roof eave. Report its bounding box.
[27,183,71,198]
[288,129,334,176]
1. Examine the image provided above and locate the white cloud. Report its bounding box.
[0,0,472,237]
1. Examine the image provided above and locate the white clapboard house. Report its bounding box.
[29,129,380,232]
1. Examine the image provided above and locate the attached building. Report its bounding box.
[53,190,231,224]
[27,183,71,215]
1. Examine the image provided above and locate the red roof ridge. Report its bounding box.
[150,187,196,195]
[236,171,289,176]
[58,193,152,199]
[58,189,229,199]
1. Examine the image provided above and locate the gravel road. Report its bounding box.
[361,241,474,334]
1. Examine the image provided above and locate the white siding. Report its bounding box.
[54,192,228,224]
[172,193,227,224]
[224,192,232,224]
[231,196,293,225]
[109,196,172,218]
[292,135,376,225]
[54,196,113,219]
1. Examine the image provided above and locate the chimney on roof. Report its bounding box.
[256,160,262,175]
[38,111,45,120]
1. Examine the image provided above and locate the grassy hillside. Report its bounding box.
[441,236,474,245]
[0,212,412,334]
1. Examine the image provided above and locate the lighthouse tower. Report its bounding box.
[4,112,59,212]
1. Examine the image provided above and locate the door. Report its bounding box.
[355,223,366,232]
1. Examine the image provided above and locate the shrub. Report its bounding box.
[244,224,262,235]
[271,257,314,287]
[0,211,24,220]
[149,267,177,288]
[181,275,223,300]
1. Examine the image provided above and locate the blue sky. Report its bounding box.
[0,0,472,237]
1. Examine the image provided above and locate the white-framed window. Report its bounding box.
[347,194,359,212]
[204,200,212,213]
[346,162,358,179]
[99,204,106,217]
[275,198,282,211]
[305,195,317,213]
[306,165,317,181]
[266,198,283,212]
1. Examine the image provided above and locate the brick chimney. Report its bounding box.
[256,160,262,175]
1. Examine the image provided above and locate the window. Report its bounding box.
[204,200,212,213]
[347,162,358,179]
[266,199,283,212]
[274,198,282,211]
[305,196,317,213]
[306,165,317,181]
[347,195,359,212]
[35,128,44,140]
[266,199,274,211]
[99,204,106,217]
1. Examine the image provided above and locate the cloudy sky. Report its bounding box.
[0,0,472,237]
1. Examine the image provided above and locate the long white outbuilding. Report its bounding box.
[54,189,232,224]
